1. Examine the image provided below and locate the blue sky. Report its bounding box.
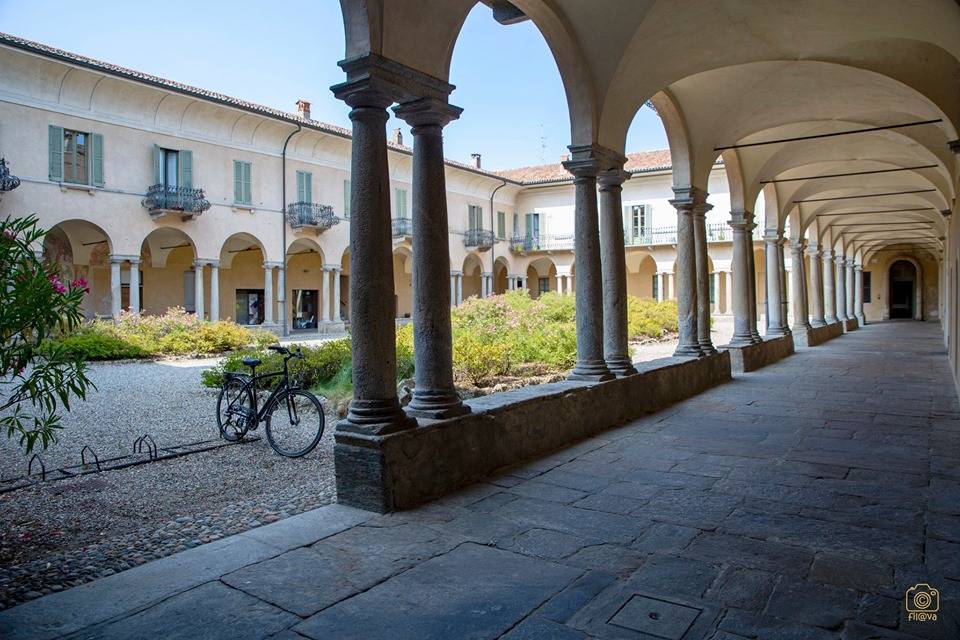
[0,0,667,169]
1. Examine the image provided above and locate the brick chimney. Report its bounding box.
[391,128,403,145]
[471,153,482,169]
[560,153,570,162]
[296,99,311,120]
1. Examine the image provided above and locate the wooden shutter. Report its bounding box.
[179,150,193,190]
[233,160,243,203]
[622,205,632,237]
[90,133,104,187]
[296,171,311,203]
[343,179,351,217]
[153,145,163,185]
[498,211,505,239]
[242,162,252,204]
[48,125,64,181]
[525,213,533,237]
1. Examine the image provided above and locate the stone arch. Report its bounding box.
[493,255,510,294]
[394,246,414,318]
[461,252,484,300]
[138,227,197,316]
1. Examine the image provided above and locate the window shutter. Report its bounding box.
[525,213,533,237]
[497,211,505,239]
[179,150,193,190]
[91,133,104,187]
[242,162,252,204]
[233,160,243,203]
[153,145,163,185]
[48,125,64,182]
[296,171,312,203]
[343,179,351,218]
[622,205,632,237]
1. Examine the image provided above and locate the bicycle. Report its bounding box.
[216,345,325,457]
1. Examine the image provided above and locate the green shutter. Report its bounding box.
[296,171,311,203]
[296,171,305,203]
[179,150,193,190]
[242,162,252,205]
[48,125,64,181]
[90,133,104,187]
[153,145,163,185]
[343,179,351,218]
[525,213,533,237]
[233,160,243,203]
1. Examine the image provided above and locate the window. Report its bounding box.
[394,187,408,218]
[625,204,649,239]
[525,213,540,238]
[343,179,352,218]
[512,213,519,236]
[497,211,506,239]
[296,171,312,203]
[152,145,192,190]
[291,289,318,329]
[468,204,483,231]
[538,277,549,295]
[48,125,103,186]
[652,274,659,299]
[863,272,872,303]
[233,160,252,205]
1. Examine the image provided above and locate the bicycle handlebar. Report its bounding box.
[267,345,303,359]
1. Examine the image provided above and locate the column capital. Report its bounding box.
[789,240,806,253]
[109,254,139,264]
[597,168,631,189]
[331,53,454,108]
[728,209,753,230]
[321,263,340,271]
[392,97,462,130]
[264,261,283,269]
[670,186,709,212]
[805,244,821,257]
[450,270,463,276]
[563,144,626,180]
[854,264,863,272]
[834,254,846,265]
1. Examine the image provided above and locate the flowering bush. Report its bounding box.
[1,215,93,452]
[49,308,275,360]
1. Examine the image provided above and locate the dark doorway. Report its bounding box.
[889,260,916,319]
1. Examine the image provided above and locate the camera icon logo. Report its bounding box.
[905,583,939,622]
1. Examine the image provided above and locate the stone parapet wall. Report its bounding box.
[794,322,844,347]
[334,352,732,512]
[843,318,860,332]
[722,335,794,373]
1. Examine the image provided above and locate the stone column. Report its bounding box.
[263,262,277,326]
[764,233,786,336]
[520,275,527,291]
[712,271,721,313]
[209,262,220,322]
[835,255,847,321]
[598,166,637,377]
[110,257,122,319]
[790,242,810,331]
[321,267,332,322]
[333,268,342,322]
[692,198,716,355]
[670,188,704,357]
[745,216,762,343]
[823,250,838,323]
[807,247,825,326]
[393,97,468,418]
[277,261,286,333]
[564,148,613,380]
[507,276,515,291]
[332,80,414,435]
[723,271,733,316]
[450,272,456,306]
[728,211,754,346]
[855,265,866,325]
[128,258,140,314]
[845,259,856,320]
[480,272,490,297]
[194,260,206,321]
[455,272,463,305]
[778,240,791,335]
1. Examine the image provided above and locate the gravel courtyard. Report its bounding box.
[0,318,735,610]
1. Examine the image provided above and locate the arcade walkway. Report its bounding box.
[3,322,959,640]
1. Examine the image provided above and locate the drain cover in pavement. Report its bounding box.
[607,594,702,639]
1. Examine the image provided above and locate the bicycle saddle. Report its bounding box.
[242,357,262,368]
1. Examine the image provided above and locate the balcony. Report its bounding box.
[509,233,575,253]
[464,229,496,252]
[0,158,20,196]
[142,184,211,220]
[392,217,412,239]
[286,202,339,234]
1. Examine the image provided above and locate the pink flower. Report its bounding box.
[70,278,89,292]
[48,273,67,295]
[2,229,14,241]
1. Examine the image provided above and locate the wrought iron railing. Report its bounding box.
[0,158,20,193]
[392,217,413,238]
[706,222,730,242]
[142,184,211,215]
[513,222,743,253]
[509,233,575,252]
[464,228,496,251]
[286,202,339,231]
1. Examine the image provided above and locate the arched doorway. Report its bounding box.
[889,260,917,319]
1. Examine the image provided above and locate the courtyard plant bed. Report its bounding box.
[45,307,276,360]
[200,292,680,410]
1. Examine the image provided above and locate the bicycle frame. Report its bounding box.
[226,355,301,424]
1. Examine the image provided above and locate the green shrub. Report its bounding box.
[452,335,511,386]
[200,338,352,389]
[52,326,149,360]
[627,297,678,339]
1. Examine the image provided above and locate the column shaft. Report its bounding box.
[209,263,220,322]
[723,271,732,316]
[671,191,703,357]
[129,260,140,314]
[693,204,716,354]
[764,236,785,336]
[807,248,825,326]
[790,243,810,331]
[195,261,205,321]
[823,252,837,323]
[598,169,637,376]
[394,99,468,418]
[728,213,754,346]
[262,264,273,325]
[855,266,866,324]
[566,157,612,380]
[778,241,791,334]
[835,257,847,321]
[321,268,332,322]
[845,261,855,320]
[333,269,342,322]
[745,221,762,342]
[110,258,122,319]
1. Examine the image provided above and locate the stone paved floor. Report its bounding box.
[2,320,959,640]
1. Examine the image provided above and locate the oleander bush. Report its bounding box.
[47,307,275,360]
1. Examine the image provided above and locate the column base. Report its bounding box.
[339,398,417,437]
[856,313,866,326]
[721,334,794,373]
[568,359,614,382]
[405,390,472,420]
[698,341,718,356]
[673,344,705,358]
[728,335,754,347]
[810,318,826,328]
[604,356,638,378]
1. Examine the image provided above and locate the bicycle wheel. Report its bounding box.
[264,389,325,457]
[217,377,255,442]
